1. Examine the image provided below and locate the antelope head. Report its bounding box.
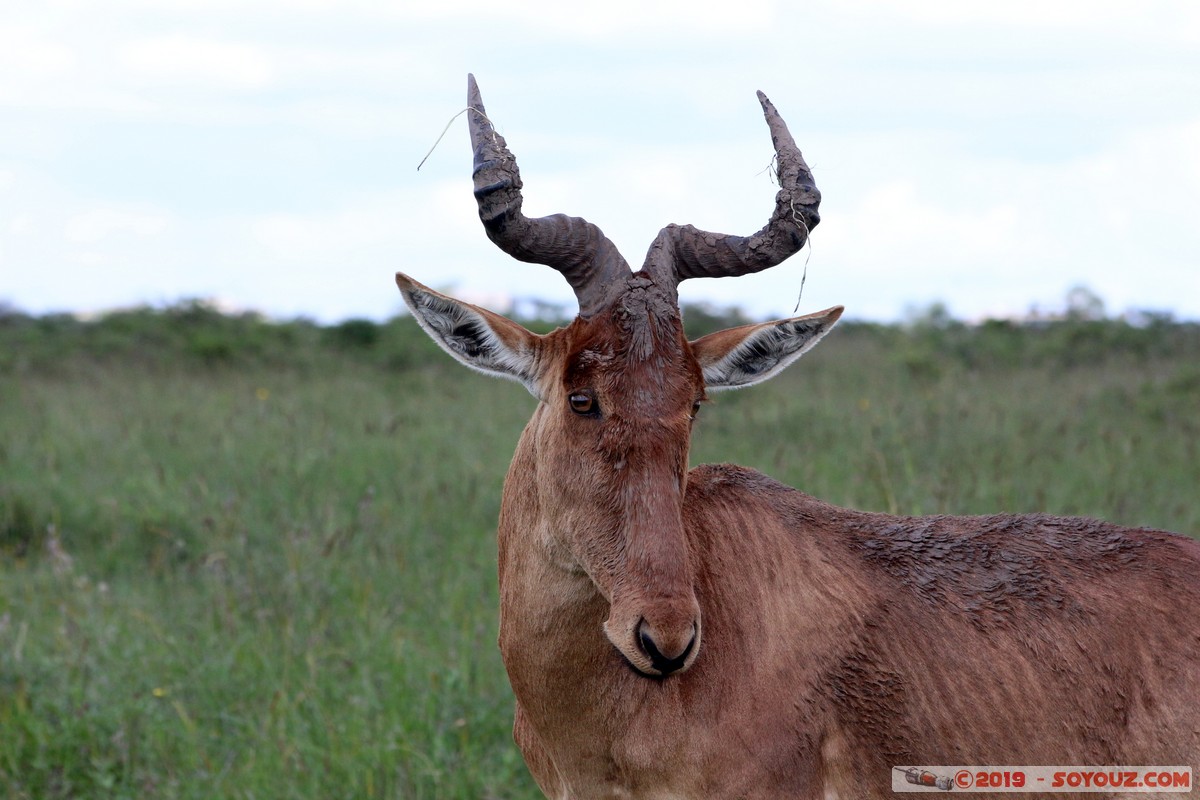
[397,75,842,678]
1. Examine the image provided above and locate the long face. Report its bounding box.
[397,74,839,679]
[531,279,706,676]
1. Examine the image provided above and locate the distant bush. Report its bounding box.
[681,302,754,338]
[891,317,1200,374]
[325,318,381,350]
[0,299,1196,378]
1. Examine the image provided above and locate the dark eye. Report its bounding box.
[569,390,598,416]
[690,399,702,419]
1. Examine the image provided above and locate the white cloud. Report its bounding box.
[64,209,172,244]
[252,196,439,260]
[71,251,109,267]
[9,214,35,235]
[0,24,77,104]
[829,0,1200,37]
[824,182,1021,262]
[119,36,275,91]
[378,0,775,37]
[0,24,75,75]
[796,114,1200,319]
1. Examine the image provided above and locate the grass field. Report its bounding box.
[1,308,1197,798]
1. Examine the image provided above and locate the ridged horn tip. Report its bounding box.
[467,74,492,143]
[756,90,800,154]
[467,73,480,108]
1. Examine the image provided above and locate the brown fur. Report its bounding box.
[500,452,1200,799]
[484,289,1200,799]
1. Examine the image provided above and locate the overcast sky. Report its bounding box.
[2,0,1198,323]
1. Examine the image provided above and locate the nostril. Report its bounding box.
[637,623,659,661]
[636,619,697,676]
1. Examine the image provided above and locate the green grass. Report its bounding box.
[0,311,1197,798]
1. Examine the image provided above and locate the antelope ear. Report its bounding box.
[396,273,544,396]
[690,306,843,390]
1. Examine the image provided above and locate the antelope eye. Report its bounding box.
[568,391,597,415]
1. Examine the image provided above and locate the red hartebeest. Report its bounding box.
[397,76,1200,799]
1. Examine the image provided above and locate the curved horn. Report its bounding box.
[467,74,632,317]
[641,90,820,291]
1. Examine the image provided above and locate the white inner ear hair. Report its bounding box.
[408,289,538,391]
[704,319,828,389]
